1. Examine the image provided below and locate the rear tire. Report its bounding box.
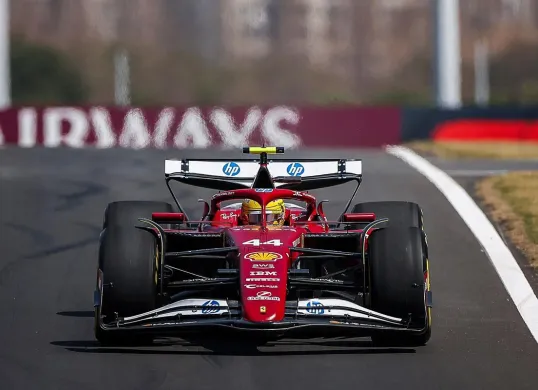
[102,200,175,229]
[351,201,424,229]
[353,201,431,347]
[352,200,429,262]
[95,201,171,345]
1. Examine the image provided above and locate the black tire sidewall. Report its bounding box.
[99,226,158,320]
[352,201,430,332]
[102,201,175,229]
[352,201,423,229]
[369,226,427,325]
[98,201,172,322]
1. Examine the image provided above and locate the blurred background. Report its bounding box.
[8,0,538,107]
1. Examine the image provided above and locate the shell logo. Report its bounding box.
[245,252,282,262]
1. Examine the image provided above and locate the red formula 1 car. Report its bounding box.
[94,147,432,346]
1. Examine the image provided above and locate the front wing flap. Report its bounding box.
[96,297,426,337]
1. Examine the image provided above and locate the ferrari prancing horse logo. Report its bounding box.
[245,252,282,262]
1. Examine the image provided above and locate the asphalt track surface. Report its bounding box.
[1,147,538,390]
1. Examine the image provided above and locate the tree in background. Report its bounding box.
[10,37,89,105]
[488,41,538,104]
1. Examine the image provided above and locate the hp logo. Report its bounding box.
[306,301,324,314]
[287,163,305,177]
[202,300,220,314]
[222,162,240,176]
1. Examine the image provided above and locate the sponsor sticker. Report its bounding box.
[247,291,281,301]
[250,271,277,276]
[244,284,278,289]
[222,162,241,176]
[287,163,305,176]
[252,263,275,269]
[221,212,238,220]
[255,188,273,192]
[310,278,344,284]
[181,278,218,283]
[245,252,282,262]
[246,278,280,282]
[201,300,221,314]
[212,191,234,198]
[305,300,325,314]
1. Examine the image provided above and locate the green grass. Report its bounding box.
[407,141,538,160]
[477,171,538,268]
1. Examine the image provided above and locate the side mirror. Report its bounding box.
[152,212,186,224]
[341,213,376,223]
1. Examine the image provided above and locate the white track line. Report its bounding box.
[386,145,538,344]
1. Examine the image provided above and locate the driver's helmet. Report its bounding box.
[240,199,285,226]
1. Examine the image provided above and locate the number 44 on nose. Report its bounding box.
[243,239,283,246]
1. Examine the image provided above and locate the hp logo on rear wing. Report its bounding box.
[287,163,305,177]
[222,162,241,176]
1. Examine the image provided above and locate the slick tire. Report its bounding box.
[95,201,171,345]
[367,226,431,347]
[95,226,158,345]
[102,200,175,229]
[351,201,424,230]
[351,200,429,259]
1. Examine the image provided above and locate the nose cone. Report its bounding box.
[240,250,288,322]
[228,227,303,323]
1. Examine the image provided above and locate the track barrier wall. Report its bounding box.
[0,106,401,149]
[402,106,538,142]
[1,106,538,149]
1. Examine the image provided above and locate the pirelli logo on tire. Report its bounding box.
[244,252,282,262]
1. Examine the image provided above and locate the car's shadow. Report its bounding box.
[56,311,95,318]
[50,337,417,356]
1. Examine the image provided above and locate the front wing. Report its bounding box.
[95,297,429,339]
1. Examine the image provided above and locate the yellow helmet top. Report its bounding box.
[240,198,285,225]
[241,199,284,214]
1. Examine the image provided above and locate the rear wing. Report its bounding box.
[165,158,362,191]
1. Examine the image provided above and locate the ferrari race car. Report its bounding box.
[94,147,432,346]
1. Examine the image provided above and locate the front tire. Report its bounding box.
[352,201,431,347]
[95,201,171,345]
[368,226,431,347]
